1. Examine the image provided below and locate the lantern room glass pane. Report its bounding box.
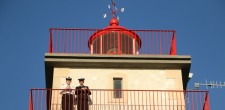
[91,31,139,54]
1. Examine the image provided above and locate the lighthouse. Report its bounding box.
[29,1,210,110]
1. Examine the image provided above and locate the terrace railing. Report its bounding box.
[29,89,210,110]
[48,28,176,55]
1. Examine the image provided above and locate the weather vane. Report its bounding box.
[103,0,125,20]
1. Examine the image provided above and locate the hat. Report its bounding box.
[78,78,85,81]
[66,77,72,80]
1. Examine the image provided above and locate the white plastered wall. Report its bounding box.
[51,68,185,110]
[52,68,183,90]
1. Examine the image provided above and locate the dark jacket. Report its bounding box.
[75,86,91,100]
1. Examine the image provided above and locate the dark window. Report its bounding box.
[113,78,122,98]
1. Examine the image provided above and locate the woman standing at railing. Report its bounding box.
[75,78,92,110]
[60,77,75,110]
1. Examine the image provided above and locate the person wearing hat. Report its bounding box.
[75,78,91,110]
[60,77,74,110]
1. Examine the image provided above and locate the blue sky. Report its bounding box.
[0,0,225,109]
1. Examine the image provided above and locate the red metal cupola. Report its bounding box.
[88,18,141,54]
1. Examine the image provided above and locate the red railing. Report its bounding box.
[29,89,210,110]
[49,28,176,55]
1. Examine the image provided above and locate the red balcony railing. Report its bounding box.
[29,89,210,110]
[48,28,176,55]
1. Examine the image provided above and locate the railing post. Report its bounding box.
[100,35,103,54]
[29,90,33,110]
[49,28,53,53]
[170,31,176,55]
[133,38,136,55]
[118,31,121,54]
[91,44,93,54]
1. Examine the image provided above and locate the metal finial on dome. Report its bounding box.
[110,18,119,26]
[103,0,125,20]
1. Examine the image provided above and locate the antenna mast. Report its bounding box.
[195,79,225,90]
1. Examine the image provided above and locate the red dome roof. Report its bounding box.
[88,18,142,49]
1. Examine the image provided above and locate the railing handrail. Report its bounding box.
[49,28,176,32]
[30,88,208,92]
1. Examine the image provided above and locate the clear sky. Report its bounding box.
[0,0,225,109]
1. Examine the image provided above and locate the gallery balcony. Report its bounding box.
[29,89,210,110]
[48,28,176,55]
